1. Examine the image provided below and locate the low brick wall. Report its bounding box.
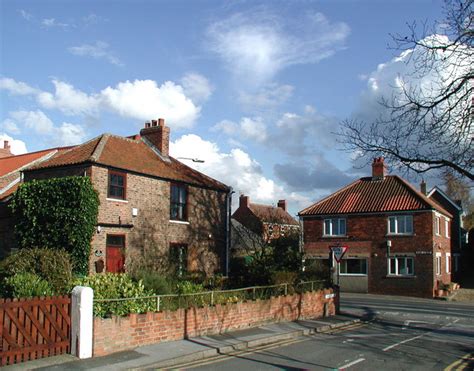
[93,288,336,356]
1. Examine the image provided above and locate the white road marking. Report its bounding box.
[402,320,434,329]
[382,334,424,351]
[339,357,365,369]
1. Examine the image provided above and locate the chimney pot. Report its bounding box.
[145,122,151,128]
[4,140,9,149]
[239,194,250,208]
[372,157,388,179]
[277,200,287,212]
[158,118,165,127]
[151,119,158,127]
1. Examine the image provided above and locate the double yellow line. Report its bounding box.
[445,353,473,371]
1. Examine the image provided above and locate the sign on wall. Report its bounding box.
[329,246,348,263]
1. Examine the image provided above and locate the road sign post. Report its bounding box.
[328,246,349,287]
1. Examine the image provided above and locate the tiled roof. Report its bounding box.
[299,176,452,218]
[28,134,229,191]
[249,203,299,225]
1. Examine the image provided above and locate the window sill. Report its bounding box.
[385,275,416,279]
[106,198,128,203]
[386,233,414,237]
[169,220,190,225]
[339,273,368,277]
[322,235,348,238]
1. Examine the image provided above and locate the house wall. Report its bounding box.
[93,288,336,357]
[89,165,227,276]
[303,211,451,298]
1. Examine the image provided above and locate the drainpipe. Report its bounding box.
[225,187,234,276]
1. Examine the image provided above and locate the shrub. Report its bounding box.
[5,273,54,298]
[76,273,154,317]
[0,248,73,296]
[271,271,298,285]
[175,280,205,295]
[131,270,174,295]
[10,176,99,275]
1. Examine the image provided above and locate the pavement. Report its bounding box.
[3,314,360,371]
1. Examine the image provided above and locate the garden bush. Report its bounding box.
[0,248,73,296]
[131,269,174,295]
[76,273,154,317]
[5,273,54,298]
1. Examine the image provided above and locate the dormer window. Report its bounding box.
[324,218,346,236]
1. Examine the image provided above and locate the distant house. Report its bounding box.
[299,157,453,298]
[231,195,299,254]
[0,141,72,258]
[1,119,232,276]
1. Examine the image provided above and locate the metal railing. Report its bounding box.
[94,280,327,314]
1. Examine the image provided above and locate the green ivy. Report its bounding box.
[9,176,99,275]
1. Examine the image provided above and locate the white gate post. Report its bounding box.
[71,286,94,359]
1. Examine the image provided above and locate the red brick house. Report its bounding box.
[232,194,299,245]
[299,158,452,298]
[3,119,232,276]
[0,142,72,258]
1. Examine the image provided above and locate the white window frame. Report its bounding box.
[446,253,451,274]
[323,218,346,237]
[339,258,368,276]
[436,252,442,275]
[445,218,450,238]
[387,215,413,235]
[388,256,415,276]
[435,215,441,236]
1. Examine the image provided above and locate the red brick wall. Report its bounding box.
[303,211,451,298]
[93,289,336,356]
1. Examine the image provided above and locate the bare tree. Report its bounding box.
[339,0,473,180]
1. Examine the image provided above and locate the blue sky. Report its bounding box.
[0,0,445,214]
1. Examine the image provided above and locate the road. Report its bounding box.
[177,293,474,370]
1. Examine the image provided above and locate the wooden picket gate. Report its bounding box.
[0,296,71,366]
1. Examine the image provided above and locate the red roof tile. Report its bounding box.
[28,134,229,191]
[248,203,299,225]
[299,176,452,217]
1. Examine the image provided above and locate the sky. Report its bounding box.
[0,0,447,215]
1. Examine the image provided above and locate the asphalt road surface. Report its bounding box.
[175,293,474,370]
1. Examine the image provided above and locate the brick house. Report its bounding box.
[427,186,466,280]
[299,158,453,298]
[4,119,232,276]
[0,142,71,258]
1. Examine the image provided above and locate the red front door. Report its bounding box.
[106,234,125,273]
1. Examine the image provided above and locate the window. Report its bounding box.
[446,253,451,274]
[170,244,188,277]
[170,183,187,221]
[388,256,414,276]
[435,216,441,235]
[388,215,413,235]
[108,171,126,200]
[445,218,450,238]
[324,218,346,236]
[453,254,460,273]
[436,253,441,275]
[340,258,367,275]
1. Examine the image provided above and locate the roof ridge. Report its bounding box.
[298,177,361,215]
[0,146,73,161]
[90,134,109,162]
[427,186,462,211]
[170,157,230,190]
[0,149,58,178]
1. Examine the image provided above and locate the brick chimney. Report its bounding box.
[140,118,170,157]
[239,194,250,208]
[277,199,287,212]
[420,180,427,195]
[0,140,12,158]
[372,157,387,180]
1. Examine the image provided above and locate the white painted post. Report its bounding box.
[71,286,94,359]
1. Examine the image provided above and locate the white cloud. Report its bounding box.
[212,117,267,142]
[19,9,33,21]
[41,18,69,28]
[100,80,201,129]
[0,77,39,95]
[4,110,86,146]
[0,134,27,155]
[37,80,100,116]
[238,83,293,112]
[170,134,309,210]
[0,119,21,135]
[68,41,123,66]
[180,73,213,103]
[207,10,349,85]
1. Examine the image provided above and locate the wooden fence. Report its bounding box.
[0,296,71,366]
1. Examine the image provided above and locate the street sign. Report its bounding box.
[329,246,348,263]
